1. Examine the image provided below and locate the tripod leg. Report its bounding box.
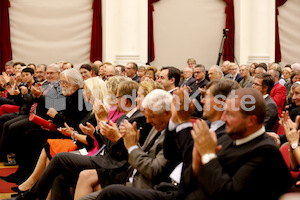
[216,36,226,66]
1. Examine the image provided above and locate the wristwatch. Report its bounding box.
[291,142,299,151]
[201,153,217,165]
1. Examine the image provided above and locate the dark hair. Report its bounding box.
[27,63,36,69]
[63,62,74,68]
[206,78,241,98]
[80,64,92,71]
[128,62,138,71]
[90,64,99,75]
[255,73,274,94]
[233,88,266,125]
[13,62,26,67]
[116,65,125,72]
[161,66,181,87]
[257,63,268,71]
[291,71,300,83]
[22,67,34,75]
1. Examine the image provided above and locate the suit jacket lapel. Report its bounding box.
[141,127,158,151]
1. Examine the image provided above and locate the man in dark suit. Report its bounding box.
[184,88,292,200]
[228,62,243,83]
[189,64,208,117]
[157,66,181,94]
[252,72,278,131]
[125,62,141,83]
[190,64,208,95]
[178,67,195,87]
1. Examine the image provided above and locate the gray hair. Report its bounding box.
[240,64,250,71]
[47,63,61,72]
[5,61,14,66]
[142,89,172,115]
[194,64,205,72]
[61,68,84,88]
[291,63,300,71]
[211,65,224,77]
[255,67,266,73]
[37,64,47,71]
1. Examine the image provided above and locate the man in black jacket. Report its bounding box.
[184,88,292,200]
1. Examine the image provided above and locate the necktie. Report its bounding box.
[118,115,128,128]
[143,131,161,152]
[123,131,162,183]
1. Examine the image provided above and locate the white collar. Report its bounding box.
[126,107,137,118]
[209,120,225,132]
[168,88,177,93]
[263,94,269,99]
[234,126,265,146]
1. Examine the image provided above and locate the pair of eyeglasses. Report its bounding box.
[252,82,263,87]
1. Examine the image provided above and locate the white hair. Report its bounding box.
[211,65,224,77]
[61,68,84,88]
[47,63,61,72]
[291,63,300,71]
[142,89,172,115]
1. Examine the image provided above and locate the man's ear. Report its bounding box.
[216,98,226,109]
[170,77,175,84]
[263,86,268,94]
[247,115,257,127]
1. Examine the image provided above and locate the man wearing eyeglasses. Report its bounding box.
[252,72,278,131]
[125,62,141,83]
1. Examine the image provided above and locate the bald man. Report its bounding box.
[178,68,196,87]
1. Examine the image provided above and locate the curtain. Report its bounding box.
[275,0,288,63]
[223,0,234,62]
[90,0,102,62]
[0,0,12,72]
[147,0,159,64]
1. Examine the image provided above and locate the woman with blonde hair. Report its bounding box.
[282,67,292,83]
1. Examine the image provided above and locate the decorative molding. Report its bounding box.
[115,53,141,65]
[247,55,270,65]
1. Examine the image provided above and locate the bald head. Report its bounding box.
[208,65,223,81]
[222,60,231,74]
[183,67,193,79]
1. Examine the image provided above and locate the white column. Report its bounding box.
[102,0,148,65]
[235,0,275,65]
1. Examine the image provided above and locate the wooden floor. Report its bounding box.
[0,162,18,200]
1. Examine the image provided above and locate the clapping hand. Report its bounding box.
[79,122,96,138]
[57,122,74,137]
[98,120,121,143]
[120,120,139,150]
[190,119,222,175]
[47,108,58,118]
[93,98,109,122]
[31,83,43,97]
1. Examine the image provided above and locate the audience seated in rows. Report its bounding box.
[1,60,300,200]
